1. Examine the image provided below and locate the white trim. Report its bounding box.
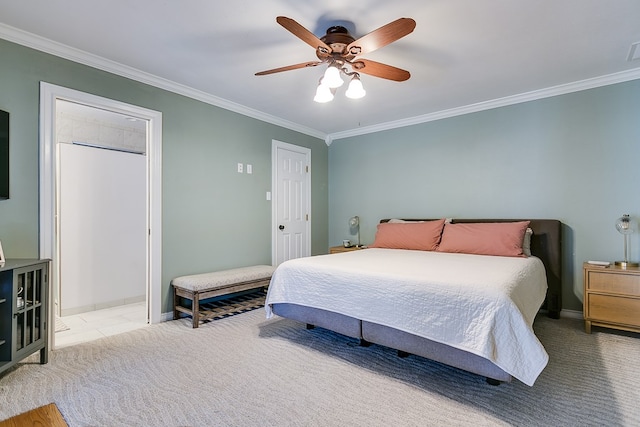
[0,23,324,141]
[326,67,640,144]
[161,311,176,322]
[559,309,583,320]
[4,23,640,146]
[39,83,163,331]
[271,140,312,266]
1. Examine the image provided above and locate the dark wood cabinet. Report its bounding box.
[0,259,49,375]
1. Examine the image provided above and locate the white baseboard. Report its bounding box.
[159,311,174,322]
[61,295,146,317]
[560,309,583,319]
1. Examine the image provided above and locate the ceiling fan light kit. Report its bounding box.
[315,60,366,102]
[256,16,416,103]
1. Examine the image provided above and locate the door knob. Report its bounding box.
[279,225,285,230]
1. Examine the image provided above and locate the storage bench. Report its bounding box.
[172,265,275,328]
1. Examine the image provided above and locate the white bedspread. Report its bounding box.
[265,248,549,386]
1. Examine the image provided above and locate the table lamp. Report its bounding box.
[349,216,361,247]
[615,214,639,268]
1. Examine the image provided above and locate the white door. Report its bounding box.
[272,140,311,265]
[58,142,146,315]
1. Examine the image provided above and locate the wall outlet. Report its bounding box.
[247,164,253,174]
[237,163,243,173]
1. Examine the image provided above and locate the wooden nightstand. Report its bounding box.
[329,245,364,254]
[583,262,640,334]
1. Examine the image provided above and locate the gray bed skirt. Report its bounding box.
[271,302,512,382]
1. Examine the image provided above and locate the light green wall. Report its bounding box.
[329,80,640,312]
[0,39,328,313]
[3,36,639,315]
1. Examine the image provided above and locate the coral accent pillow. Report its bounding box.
[370,219,446,251]
[436,221,531,257]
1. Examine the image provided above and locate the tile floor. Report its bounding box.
[54,301,148,349]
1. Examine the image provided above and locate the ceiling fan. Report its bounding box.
[255,16,416,102]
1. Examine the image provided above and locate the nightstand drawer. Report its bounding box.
[587,294,640,326]
[586,271,640,295]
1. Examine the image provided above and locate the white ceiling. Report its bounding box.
[2,1,640,141]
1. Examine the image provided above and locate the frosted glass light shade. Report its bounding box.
[345,76,366,99]
[313,83,334,103]
[321,65,344,88]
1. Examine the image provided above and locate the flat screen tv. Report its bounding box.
[0,109,8,199]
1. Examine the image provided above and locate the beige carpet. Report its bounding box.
[0,309,639,426]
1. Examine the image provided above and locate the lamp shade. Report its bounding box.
[313,83,334,103]
[615,214,635,235]
[321,65,344,88]
[345,75,366,99]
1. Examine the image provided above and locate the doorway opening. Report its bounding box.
[39,83,163,349]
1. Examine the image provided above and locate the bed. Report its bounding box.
[265,219,562,386]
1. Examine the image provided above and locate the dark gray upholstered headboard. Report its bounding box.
[380,219,562,319]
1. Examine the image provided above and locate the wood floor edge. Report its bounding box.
[0,403,68,427]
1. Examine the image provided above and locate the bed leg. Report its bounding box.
[306,324,315,330]
[486,378,501,386]
[548,310,560,320]
[397,350,410,358]
[359,338,371,347]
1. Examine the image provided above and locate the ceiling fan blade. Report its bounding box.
[255,61,323,76]
[276,16,332,54]
[352,59,411,82]
[346,18,416,57]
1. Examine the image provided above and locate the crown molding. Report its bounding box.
[0,23,326,141]
[3,23,639,147]
[325,67,640,144]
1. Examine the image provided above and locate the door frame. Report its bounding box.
[39,82,163,333]
[271,139,311,265]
